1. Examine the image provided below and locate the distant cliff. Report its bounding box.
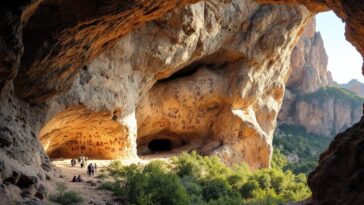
[278,19,362,137]
[341,79,364,98]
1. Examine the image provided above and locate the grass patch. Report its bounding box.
[49,182,83,205]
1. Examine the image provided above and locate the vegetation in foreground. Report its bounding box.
[99,151,310,205]
[49,182,84,205]
[273,123,332,174]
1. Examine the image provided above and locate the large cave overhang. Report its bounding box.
[1,0,364,104]
[0,0,361,164]
[39,105,130,159]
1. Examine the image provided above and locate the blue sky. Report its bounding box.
[316,11,363,84]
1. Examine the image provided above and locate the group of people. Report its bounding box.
[87,163,97,176]
[72,175,83,182]
[70,156,98,183]
[70,156,89,168]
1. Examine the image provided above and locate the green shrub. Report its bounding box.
[98,181,118,191]
[49,182,83,205]
[240,180,259,198]
[96,172,109,179]
[201,179,232,201]
[103,152,311,205]
[273,123,332,174]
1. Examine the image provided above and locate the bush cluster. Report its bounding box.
[273,123,332,174]
[100,151,310,205]
[49,182,84,205]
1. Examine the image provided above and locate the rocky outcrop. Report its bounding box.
[0,0,313,185]
[308,117,364,205]
[287,18,333,93]
[279,87,363,136]
[38,1,310,169]
[341,79,364,98]
[277,19,363,137]
[1,0,200,104]
[258,0,364,74]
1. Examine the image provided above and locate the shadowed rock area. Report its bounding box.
[308,117,364,205]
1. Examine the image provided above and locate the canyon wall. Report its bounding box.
[278,19,362,137]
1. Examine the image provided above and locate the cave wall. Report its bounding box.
[0,0,312,183]
[40,0,311,169]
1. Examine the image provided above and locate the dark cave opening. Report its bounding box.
[157,49,243,83]
[148,139,172,152]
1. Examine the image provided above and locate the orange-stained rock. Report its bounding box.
[40,105,130,159]
[37,0,310,169]
[11,0,199,104]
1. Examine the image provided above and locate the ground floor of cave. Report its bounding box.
[48,160,115,205]
[46,156,172,205]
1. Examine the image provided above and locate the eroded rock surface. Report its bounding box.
[286,18,333,94]
[37,0,311,169]
[277,19,362,137]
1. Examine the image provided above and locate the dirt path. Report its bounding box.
[50,160,118,205]
[48,156,172,205]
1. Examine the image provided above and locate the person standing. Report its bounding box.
[87,163,93,176]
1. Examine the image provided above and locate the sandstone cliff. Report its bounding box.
[277,19,362,137]
[278,87,363,136]
[287,18,333,93]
